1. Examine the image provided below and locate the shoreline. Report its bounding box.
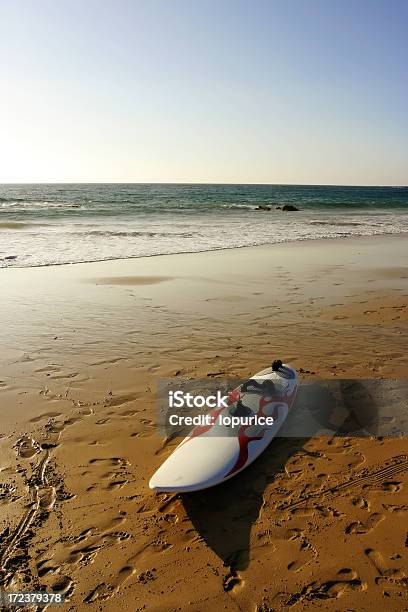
[2,229,408,271]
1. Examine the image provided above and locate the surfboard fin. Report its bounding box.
[272,359,283,372]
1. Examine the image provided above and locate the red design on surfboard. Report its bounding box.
[178,407,224,448]
[225,395,288,477]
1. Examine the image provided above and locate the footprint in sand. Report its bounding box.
[35,364,62,373]
[89,457,128,466]
[52,575,74,596]
[83,565,136,604]
[283,528,305,541]
[63,416,83,426]
[382,503,407,515]
[86,457,130,491]
[0,483,17,502]
[15,435,40,458]
[118,409,140,417]
[352,495,370,510]
[287,539,317,572]
[290,507,316,517]
[382,481,403,493]
[49,372,79,381]
[30,411,63,423]
[104,392,140,408]
[365,548,407,588]
[363,480,403,494]
[106,480,128,491]
[37,558,59,577]
[345,512,385,534]
[287,568,367,604]
[38,485,56,511]
[51,525,131,573]
[223,569,244,593]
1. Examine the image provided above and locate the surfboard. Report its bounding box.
[149,361,298,493]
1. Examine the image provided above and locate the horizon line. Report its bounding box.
[1,181,407,188]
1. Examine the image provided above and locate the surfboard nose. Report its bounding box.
[149,435,239,493]
[148,471,213,493]
[148,477,191,493]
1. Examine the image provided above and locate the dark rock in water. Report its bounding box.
[4,255,17,260]
[275,206,282,210]
[281,204,299,211]
[255,205,271,211]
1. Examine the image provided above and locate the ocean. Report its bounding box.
[0,184,407,268]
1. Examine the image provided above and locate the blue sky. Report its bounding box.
[0,0,407,184]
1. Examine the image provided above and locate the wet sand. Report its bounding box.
[0,234,407,610]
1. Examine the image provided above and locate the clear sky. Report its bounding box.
[1,0,407,184]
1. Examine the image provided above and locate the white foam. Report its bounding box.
[0,210,407,268]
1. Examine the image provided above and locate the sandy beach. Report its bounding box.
[1,234,407,610]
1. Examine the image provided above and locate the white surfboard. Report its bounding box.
[149,362,298,493]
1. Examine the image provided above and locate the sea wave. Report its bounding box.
[1,224,407,268]
[0,200,84,210]
[0,196,27,202]
[309,220,363,227]
[0,222,36,229]
[222,204,257,210]
[81,230,199,238]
